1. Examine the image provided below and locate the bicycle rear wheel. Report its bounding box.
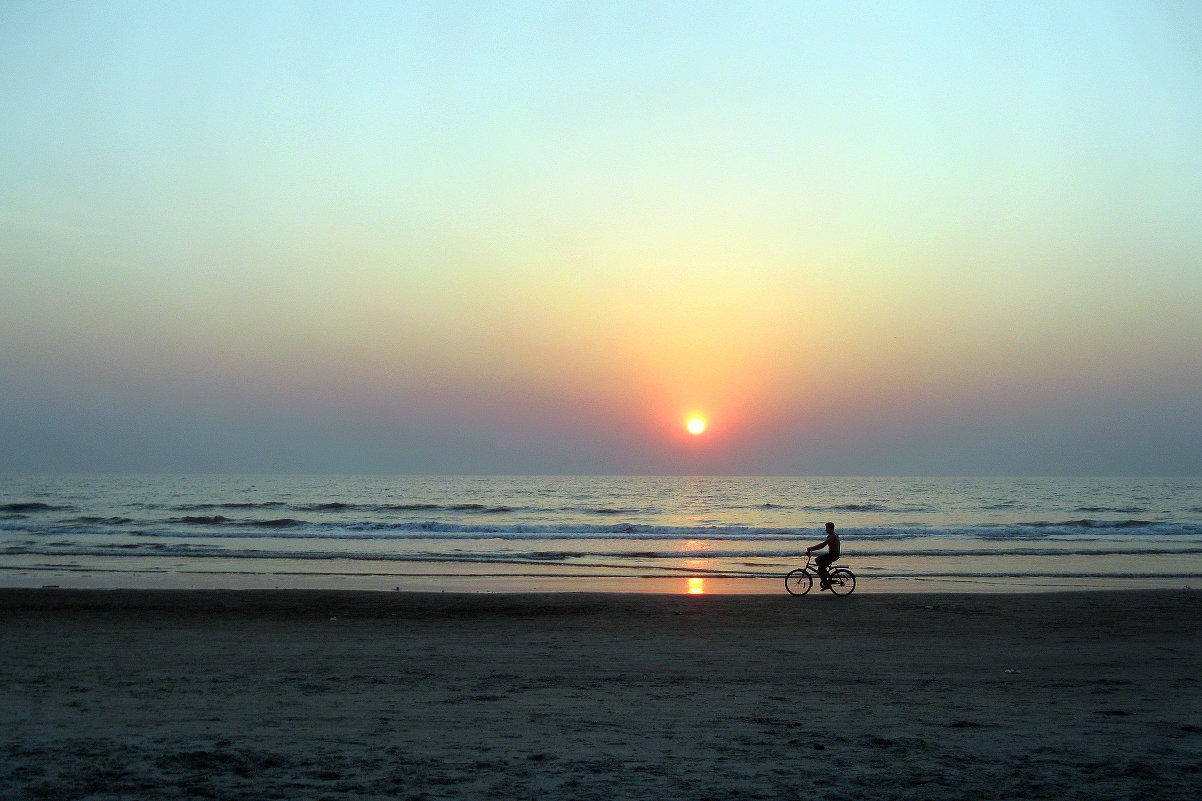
[785,568,813,596]
[828,568,856,596]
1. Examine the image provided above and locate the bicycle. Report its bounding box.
[784,553,856,596]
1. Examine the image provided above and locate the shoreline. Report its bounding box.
[1,566,1195,594]
[4,587,1200,799]
[3,583,1200,610]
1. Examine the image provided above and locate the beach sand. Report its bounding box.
[2,589,1199,800]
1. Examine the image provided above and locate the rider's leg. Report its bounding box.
[815,553,833,586]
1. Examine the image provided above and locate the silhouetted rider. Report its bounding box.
[807,522,841,591]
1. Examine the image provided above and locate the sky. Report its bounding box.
[2,1,1200,475]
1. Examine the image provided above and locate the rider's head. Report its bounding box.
[825,521,834,533]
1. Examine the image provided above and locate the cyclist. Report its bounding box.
[807,522,841,591]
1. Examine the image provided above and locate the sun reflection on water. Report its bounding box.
[687,577,705,594]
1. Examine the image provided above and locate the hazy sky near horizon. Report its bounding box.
[3,1,1200,475]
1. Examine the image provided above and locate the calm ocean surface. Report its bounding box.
[2,474,1200,593]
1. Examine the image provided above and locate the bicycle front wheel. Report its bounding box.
[828,568,856,596]
[785,568,813,596]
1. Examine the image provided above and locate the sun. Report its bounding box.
[687,418,706,435]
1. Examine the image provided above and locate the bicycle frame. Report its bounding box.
[785,553,856,596]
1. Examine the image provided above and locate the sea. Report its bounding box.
[2,474,1200,593]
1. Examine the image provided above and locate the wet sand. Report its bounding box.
[2,589,1200,800]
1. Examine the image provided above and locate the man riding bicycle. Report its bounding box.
[807,522,841,591]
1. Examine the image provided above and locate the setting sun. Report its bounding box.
[687,418,706,435]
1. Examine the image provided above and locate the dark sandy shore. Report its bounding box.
[2,589,1200,800]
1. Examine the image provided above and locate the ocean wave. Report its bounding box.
[797,503,935,513]
[4,516,1200,542]
[1,502,75,513]
[1074,506,1147,514]
[168,515,305,528]
[134,499,956,517]
[173,502,286,510]
[6,541,1202,562]
[250,518,305,528]
[1018,519,1159,530]
[161,500,553,515]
